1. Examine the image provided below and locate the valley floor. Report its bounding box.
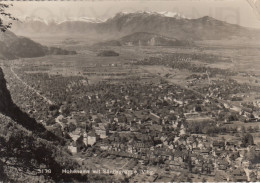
[1,40,260,182]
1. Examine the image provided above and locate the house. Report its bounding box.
[149,124,163,132]
[218,159,229,170]
[99,143,109,150]
[201,149,211,155]
[69,128,82,141]
[67,118,77,124]
[226,141,237,148]
[169,160,181,169]
[94,126,108,139]
[173,150,183,162]
[83,131,88,146]
[130,126,138,132]
[68,142,78,154]
[212,141,225,149]
[87,131,98,146]
[161,151,173,160]
[232,169,248,182]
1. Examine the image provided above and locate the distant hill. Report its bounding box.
[0,42,14,59]
[0,31,76,60]
[96,32,190,46]
[10,11,259,40]
[97,50,119,56]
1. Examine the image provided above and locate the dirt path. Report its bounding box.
[9,63,67,129]
[10,65,54,105]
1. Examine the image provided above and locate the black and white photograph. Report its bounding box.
[0,0,260,182]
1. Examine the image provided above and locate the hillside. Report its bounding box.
[0,113,79,182]
[0,68,64,142]
[0,31,76,60]
[0,67,71,181]
[10,12,259,40]
[97,50,119,56]
[96,32,190,46]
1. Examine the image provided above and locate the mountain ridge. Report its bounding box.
[19,11,188,25]
[0,31,77,60]
[10,12,258,40]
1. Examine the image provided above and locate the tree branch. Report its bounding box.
[0,3,18,32]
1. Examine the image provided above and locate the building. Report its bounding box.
[68,142,78,154]
[87,131,98,146]
[69,128,82,141]
[83,131,88,146]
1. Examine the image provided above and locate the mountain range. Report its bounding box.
[11,11,259,40]
[19,11,188,25]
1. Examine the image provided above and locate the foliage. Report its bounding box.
[97,50,119,57]
[0,3,18,32]
[0,115,90,182]
[241,133,254,147]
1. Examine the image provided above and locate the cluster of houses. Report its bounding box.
[62,80,260,181]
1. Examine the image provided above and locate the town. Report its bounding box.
[2,57,260,182]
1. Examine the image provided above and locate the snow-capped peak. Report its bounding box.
[58,17,105,24]
[77,17,104,23]
[114,11,188,19]
[158,11,189,19]
[21,16,60,25]
[22,16,48,24]
[20,11,188,25]
[20,16,105,25]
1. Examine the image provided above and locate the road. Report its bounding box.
[9,63,68,129]
[120,159,131,169]
[10,65,54,106]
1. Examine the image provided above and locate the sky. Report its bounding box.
[4,0,260,28]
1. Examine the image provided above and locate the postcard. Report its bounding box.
[0,0,260,182]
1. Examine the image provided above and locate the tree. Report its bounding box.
[241,133,254,147]
[248,126,254,133]
[254,125,259,132]
[249,172,257,182]
[0,3,18,32]
[241,126,246,134]
[187,156,193,172]
[195,105,202,112]
[67,123,76,132]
